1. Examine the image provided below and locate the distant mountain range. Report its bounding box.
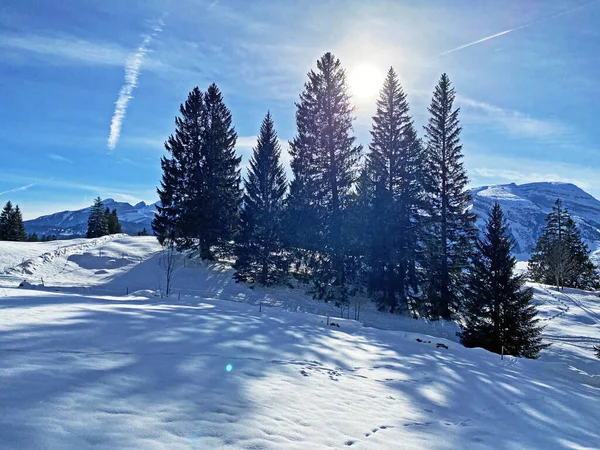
[470,182,600,260]
[24,199,159,238]
[24,182,600,261]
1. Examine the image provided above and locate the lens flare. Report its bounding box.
[226,364,233,372]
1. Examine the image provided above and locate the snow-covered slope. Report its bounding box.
[23,199,158,237]
[470,182,600,259]
[0,238,598,449]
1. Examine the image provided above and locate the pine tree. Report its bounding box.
[529,199,598,290]
[107,209,122,234]
[137,228,149,236]
[27,232,39,242]
[286,52,362,305]
[364,67,425,313]
[234,112,288,285]
[422,73,477,319]
[462,203,547,358]
[86,197,108,238]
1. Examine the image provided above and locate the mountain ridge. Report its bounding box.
[24,182,600,261]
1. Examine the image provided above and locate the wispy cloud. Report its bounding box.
[0,183,35,196]
[459,97,565,141]
[107,19,164,151]
[0,34,128,66]
[47,153,73,163]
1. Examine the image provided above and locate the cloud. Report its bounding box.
[47,153,73,163]
[459,97,565,141]
[0,34,129,66]
[236,136,257,149]
[107,19,164,151]
[0,183,36,196]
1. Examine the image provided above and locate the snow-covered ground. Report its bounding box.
[0,236,599,449]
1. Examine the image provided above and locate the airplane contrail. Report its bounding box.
[435,0,599,58]
[107,18,164,151]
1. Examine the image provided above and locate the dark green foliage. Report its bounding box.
[27,233,39,242]
[86,197,109,238]
[0,201,27,241]
[286,52,362,305]
[137,228,149,236]
[106,209,122,234]
[153,84,241,258]
[363,67,425,313]
[529,199,598,290]
[462,203,547,358]
[234,112,288,285]
[41,234,57,242]
[422,73,477,319]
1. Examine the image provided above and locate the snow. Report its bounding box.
[0,237,599,449]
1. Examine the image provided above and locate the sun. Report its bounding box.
[348,63,383,100]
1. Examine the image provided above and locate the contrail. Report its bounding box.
[435,25,527,57]
[435,0,599,58]
[107,18,164,151]
[0,183,35,196]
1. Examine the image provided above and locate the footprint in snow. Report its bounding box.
[300,369,310,377]
[344,440,355,446]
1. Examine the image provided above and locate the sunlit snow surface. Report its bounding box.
[0,236,598,449]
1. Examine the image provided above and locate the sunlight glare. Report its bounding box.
[348,63,383,100]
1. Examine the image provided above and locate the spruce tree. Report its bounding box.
[27,232,39,242]
[107,209,122,234]
[153,85,241,258]
[365,67,425,313]
[153,87,202,247]
[86,197,108,238]
[287,52,362,305]
[194,83,241,259]
[12,206,27,241]
[462,203,547,358]
[529,199,598,290]
[0,201,13,240]
[234,112,288,285]
[0,202,27,241]
[137,228,149,236]
[422,73,477,319]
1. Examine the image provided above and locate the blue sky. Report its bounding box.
[1,0,599,219]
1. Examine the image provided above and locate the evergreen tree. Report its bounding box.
[137,228,149,236]
[107,209,122,234]
[0,202,27,241]
[153,85,241,258]
[153,87,204,247]
[286,52,362,305]
[529,199,598,290]
[364,67,425,313]
[86,197,108,238]
[234,112,288,285]
[422,73,477,319]
[462,203,547,358]
[27,232,39,242]
[0,201,13,240]
[12,206,27,241]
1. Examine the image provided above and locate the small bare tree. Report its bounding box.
[547,240,575,291]
[159,241,179,297]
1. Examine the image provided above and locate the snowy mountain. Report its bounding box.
[24,199,158,237]
[470,182,600,259]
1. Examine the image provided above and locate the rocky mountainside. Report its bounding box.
[470,182,600,259]
[24,199,158,237]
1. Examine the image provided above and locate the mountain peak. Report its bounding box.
[134,201,147,209]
